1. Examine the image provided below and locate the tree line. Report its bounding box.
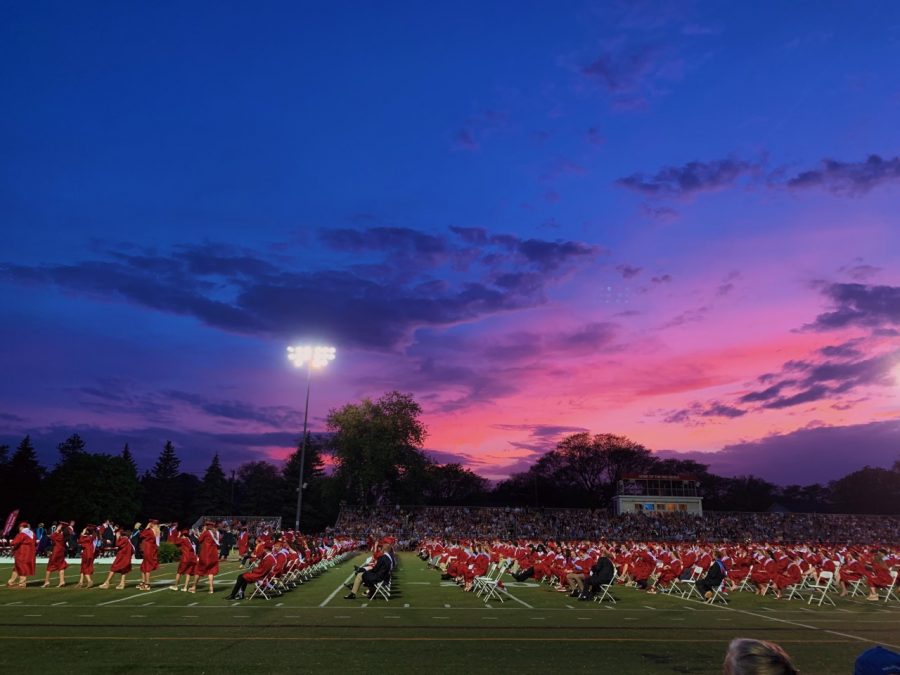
[1,391,898,530]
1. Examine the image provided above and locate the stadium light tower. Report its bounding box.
[287,345,336,532]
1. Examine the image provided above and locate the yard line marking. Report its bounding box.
[96,568,244,606]
[78,614,94,618]
[319,571,355,608]
[24,614,41,617]
[276,603,283,607]
[483,617,498,620]
[188,602,198,607]
[683,597,900,651]
[334,615,350,619]
[385,616,400,619]
[233,615,249,618]
[837,608,853,613]
[51,602,67,606]
[407,581,430,585]
[530,617,546,621]
[577,617,590,620]
[671,618,685,621]
[231,603,240,607]
[565,604,574,609]
[5,602,23,606]
[499,587,533,609]
[141,602,154,606]
[432,616,449,619]
[444,604,451,608]
[182,616,198,618]
[129,615,146,618]
[403,603,410,608]
[361,603,368,608]
[624,617,637,621]
[643,605,656,610]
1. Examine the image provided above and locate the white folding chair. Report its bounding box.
[807,571,836,607]
[707,580,729,605]
[679,566,705,600]
[733,566,754,594]
[879,570,899,604]
[594,569,618,605]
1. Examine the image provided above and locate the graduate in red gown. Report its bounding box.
[193,521,220,594]
[138,520,160,590]
[99,528,134,590]
[77,526,96,588]
[6,522,36,588]
[169,527,199,593]
[43,522,71,588]
[865,551,893,602]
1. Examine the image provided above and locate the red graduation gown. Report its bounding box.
[140,529,159,573]
[46,530,69,572]
[12,531,36,576]
[110,536,134,574]
[78,535,95,575]
[197,530,220,576]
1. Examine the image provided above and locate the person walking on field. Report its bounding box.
[6,522,36,588]
[138,520,160,590]
[98,528,134,590]
[77,526,96,588]
[193,521,220,594]
[43,522,71,588]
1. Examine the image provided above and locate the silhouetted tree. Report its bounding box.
[6,436,45,519]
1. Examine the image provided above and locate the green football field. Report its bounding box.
[0,552,897,673]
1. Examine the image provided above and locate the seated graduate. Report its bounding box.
[696,549,727,600]
[225,540,277,600]
[344,544,394,600]
[581,548,615,600]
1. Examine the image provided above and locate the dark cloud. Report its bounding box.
[161,390,301,429]
[617,158,759,197]
[840,263,881,281]
[319,226,447,260]
[616,264,642,279]
[805,282,900,332]
[760,384,831,409]
[663,401,746,425]
[651,274,672,284]
[581,42,674,97]
[818,339,863,359]
[0,229,599,352]
[658,420,900,485]
[492,424,590,438]
[784,154,900,195]
[425,449,487,466]
[453,128,479,151]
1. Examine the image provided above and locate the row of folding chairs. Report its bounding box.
[249,549,357,600]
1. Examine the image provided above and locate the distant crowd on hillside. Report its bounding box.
[331,506,900,547]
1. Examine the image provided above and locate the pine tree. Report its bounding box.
[7,436,46,519]
[121,443,139,477]
[199,453,231,515]
[57,433,87,463]
[152,441,180,480]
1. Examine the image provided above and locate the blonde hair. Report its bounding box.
[724,638,799,675]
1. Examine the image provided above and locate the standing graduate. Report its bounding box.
[98,528,134,590]
[138,520,160,590]
[77,526,96,588]
[169,527,199,592]
[43,522,71,588]
[6,522,36,588]
[194,521,220,594]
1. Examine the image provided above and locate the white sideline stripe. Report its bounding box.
[97,568,243,606]
[682,597,900,651]
[51,602,67,606]
[444,604,451,608]
[319,571,356,608]
[499,587,533,609]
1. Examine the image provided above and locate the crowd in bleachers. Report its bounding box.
[331,506,900,546]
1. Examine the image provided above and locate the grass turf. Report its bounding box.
[0,553,898,673]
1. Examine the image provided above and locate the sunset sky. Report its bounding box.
[1,2,898,486]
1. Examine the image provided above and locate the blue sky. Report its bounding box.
[1,1,899,484]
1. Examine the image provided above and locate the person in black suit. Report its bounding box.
[580,549,615,601]
[344,545,394,599]
[696,550,727,600]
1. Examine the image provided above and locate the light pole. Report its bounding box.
[287,345,336,532]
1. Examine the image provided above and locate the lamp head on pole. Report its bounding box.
[287,345,336,369]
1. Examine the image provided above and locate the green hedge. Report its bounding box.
[157,542,181,564]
